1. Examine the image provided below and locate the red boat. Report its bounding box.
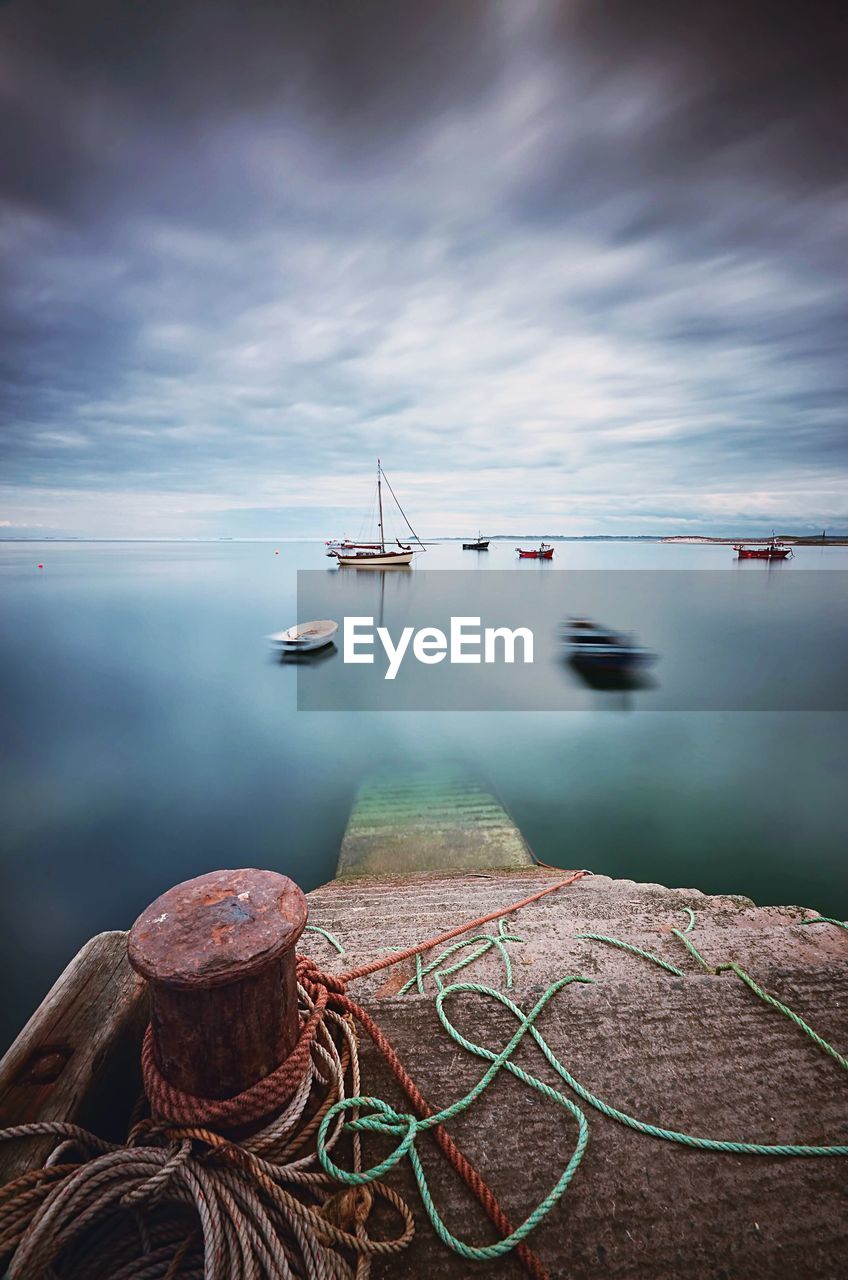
[733,539,793,560]
[517,542,554,559]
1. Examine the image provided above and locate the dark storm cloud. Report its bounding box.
[1,0,846,535]
[569,0,847,187]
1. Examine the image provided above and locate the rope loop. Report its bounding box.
[318,1097,419,1186]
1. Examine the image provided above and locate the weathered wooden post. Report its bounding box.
[128,867,307,1100]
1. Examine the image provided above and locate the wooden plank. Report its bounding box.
[0,930,148,1186]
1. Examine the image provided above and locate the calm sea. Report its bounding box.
[1,539,846,1046]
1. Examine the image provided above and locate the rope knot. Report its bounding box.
[318,1096,419,1186]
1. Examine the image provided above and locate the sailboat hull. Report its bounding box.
[335,550,414,567]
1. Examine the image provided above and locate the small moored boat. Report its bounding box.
[563,618,656,671]
[267,620,338,653]
[462,535,490,550]
[517,542,554,559]
[335,544,414,567]
[733,538,793,560]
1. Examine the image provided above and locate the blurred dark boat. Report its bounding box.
[563,617,657,672]
[463,535,490,550]
[517,542,554,559]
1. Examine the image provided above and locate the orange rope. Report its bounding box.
[340,870,587,982]
[335,989,548,1280]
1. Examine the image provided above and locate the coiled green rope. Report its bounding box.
[316,907,848,1261]
[318,975,590,1261]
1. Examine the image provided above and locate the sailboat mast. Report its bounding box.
[377,458,385,552]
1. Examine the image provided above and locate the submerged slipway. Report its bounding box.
[1,767,846,1278]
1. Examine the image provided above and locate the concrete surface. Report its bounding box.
[305,869,848,1279]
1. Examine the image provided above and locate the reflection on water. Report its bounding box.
[566,658,658,696]
[275,643,339,667]
[338,563,413,573]
[0,538,846,1048]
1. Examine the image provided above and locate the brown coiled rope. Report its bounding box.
[1,872,585,1280]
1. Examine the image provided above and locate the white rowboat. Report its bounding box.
[267,620,338,653]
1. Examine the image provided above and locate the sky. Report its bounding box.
[1,0,847,538]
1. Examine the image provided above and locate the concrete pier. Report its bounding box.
[305,868,848,1279]
[2,776,844,1279]
[336,767,534,877]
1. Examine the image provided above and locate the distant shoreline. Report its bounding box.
[1,534,846,546]
[658,535,848,546]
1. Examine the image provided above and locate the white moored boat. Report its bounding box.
[267,620,338,653]
[336,546,414,567]
[329,460,424,568]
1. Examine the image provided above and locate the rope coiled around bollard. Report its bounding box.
[0,872,588,1280]
[0,990,414,1280]
[141,959,346,1130]
[3,874,846,1276]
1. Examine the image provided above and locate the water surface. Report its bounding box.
[1,539,845,1046]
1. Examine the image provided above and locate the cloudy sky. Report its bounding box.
[1,0,846,538]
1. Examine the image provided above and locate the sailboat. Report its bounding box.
[329,460,425,568]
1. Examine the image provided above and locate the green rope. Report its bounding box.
[303,924,346,956]
[317,909,848,1262]
[318,976,591,1261]
[797,916,848,931]
[575,932,685,977]
[396,919,524,996]
[585,918,848,1073]
[434,980,848,1157]
[667,927,848,1072]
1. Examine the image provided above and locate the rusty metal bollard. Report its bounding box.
[128,868,307,1100]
